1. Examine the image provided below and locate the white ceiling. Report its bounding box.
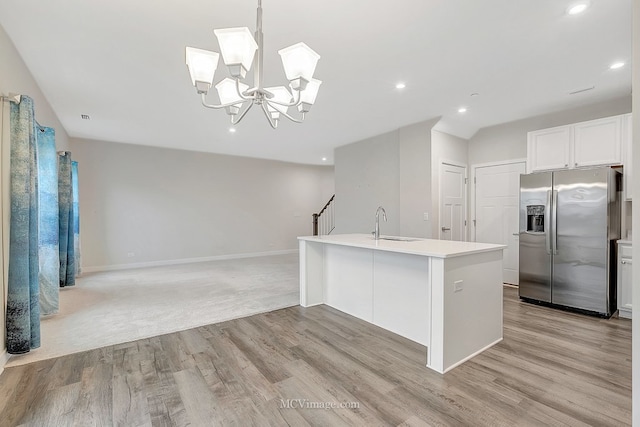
[0,0,632,165]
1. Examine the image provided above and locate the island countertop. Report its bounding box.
[298,233,505,259]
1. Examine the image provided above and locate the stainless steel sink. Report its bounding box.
[377,236,421,242]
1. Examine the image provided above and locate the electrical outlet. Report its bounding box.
[127,252,135,258]
[423,212,429,221]
[454,280,463,292]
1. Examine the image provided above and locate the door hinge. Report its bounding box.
[465,178,468,184]
[464,220,467,226]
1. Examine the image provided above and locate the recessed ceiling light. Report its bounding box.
[229,127,236,133]
[458,107,467,113]
[567,2,589,15]
[395,82,406,89]
[322,157,327,162]
[610,62,625,70]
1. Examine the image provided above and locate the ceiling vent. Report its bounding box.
[568,86,595,95]
[81,114,90,120]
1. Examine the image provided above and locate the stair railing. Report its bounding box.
[312,195,335,236]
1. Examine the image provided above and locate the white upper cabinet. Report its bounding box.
[527,115,625,173]
[573,115,622,168]
[622,113,632,200]
[527,125,571,172]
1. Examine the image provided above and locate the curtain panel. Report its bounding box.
[37,126,60,315]
[58,152,75,287]
[6,96,40,354]
[72,160,81,276]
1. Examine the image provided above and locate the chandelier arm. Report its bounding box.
[263,89,302,107]
[230,100,255,125]
[234,78,255,101]
[260,102,278,129]
[200,93,250,110]
[265,100,305,123]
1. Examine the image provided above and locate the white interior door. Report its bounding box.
[475,162,525,285]
[440,163,467,241]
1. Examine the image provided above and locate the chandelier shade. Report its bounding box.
[185,47,220,94]
[213,27,258,78]
[278,43,321,89]
[299,78,322,112]
[184,0,321,129]
[264,86,293,115]
[215,78,249,115]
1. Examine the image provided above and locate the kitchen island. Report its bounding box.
[298,233,505,374]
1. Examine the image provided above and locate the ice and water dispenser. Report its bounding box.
[526,205,545,233]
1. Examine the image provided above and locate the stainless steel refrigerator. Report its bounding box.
[518,166,621,317]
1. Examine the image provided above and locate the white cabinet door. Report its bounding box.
[623,113,633,200]
[573,116,622,168]
[618,243,632,319]
[527,126,571,172]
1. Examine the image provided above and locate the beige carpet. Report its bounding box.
[6,253,300,367]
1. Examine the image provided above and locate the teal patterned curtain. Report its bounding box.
[37,125,60,315]
[58,151,75,287]
[6,96,41,354]
[72,160,81,276]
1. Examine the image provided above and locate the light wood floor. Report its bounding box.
[0,287,631,426]
[6,254,300,367]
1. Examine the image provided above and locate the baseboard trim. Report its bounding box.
[82,249,299,273]
[441,337,504,374]
[0,349,10,375]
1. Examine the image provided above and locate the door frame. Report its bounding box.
[470,158,527,242]
[438,160,468,241]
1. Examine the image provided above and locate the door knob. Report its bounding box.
[441,227,451,232]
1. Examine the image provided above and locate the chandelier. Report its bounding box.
[185,0,322,129]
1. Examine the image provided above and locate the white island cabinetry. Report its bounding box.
[299,234,505,374]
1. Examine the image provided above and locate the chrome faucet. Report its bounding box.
[374,206,387,240]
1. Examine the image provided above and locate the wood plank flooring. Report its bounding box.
[0,287,631,426]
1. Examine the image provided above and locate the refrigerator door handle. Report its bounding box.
[545,190,552,255]
[552,190,558,255]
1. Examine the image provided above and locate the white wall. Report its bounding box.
[334,130,400,235]
[399,119,440,238]
[0,25,70,151]
[0,23,71,370]
[70,138,334,271]
[469,96,632,167]
[334,118,439,238]
[430,130,469,239]
[631,0,639,423]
